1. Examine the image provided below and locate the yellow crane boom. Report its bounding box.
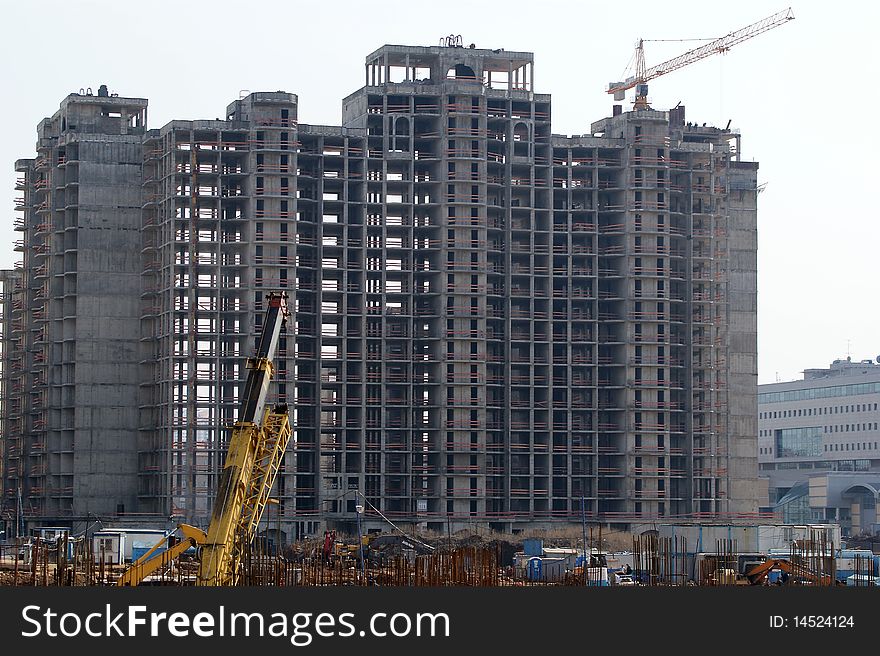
[197,292,291,585]
[115,292,291,587]
[116,524,206,586]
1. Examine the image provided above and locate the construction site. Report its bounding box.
[2,522,878,588]
[5,8,874,589]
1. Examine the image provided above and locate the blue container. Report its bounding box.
[131,545,166,563]
[839,549,872,557]
[846,575,880,587]
[523,539,543,557]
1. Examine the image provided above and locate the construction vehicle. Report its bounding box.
[117,292,291,586]
[708,567,749,586]
[614,573,636,586]
[115,524,205,586]
[744,558,834,586]
[334,535,370,557]
[607,8,794,110]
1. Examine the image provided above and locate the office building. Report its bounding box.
[759,357,880,534]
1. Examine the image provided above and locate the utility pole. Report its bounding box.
[266,498,280,555]
[16,486,23,541]
[581,495,588,563]
[355,491,365,584]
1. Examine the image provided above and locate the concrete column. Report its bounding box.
[405,54,410,82]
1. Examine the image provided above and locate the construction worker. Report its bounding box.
[322,530,332,563]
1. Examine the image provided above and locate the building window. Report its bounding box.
[760,383,880,404]
[775,426,822,458]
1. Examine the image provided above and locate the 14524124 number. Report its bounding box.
[794,616,854,628]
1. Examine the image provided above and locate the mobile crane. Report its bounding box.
[117,292,291,586]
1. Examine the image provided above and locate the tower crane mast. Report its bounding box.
[608,7,794,109]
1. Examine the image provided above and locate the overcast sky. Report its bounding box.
[0,0,876,384]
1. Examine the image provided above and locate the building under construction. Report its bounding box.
[1,42,759,540]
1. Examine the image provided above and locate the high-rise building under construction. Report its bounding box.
[2,43,759,538]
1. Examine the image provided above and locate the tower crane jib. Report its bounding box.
[607,7,795,107]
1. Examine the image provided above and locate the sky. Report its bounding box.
[0,0,876,385]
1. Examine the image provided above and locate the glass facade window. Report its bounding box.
[759,381,880,404]
[781,493,811,524]
[835,459,871,472]
[775,426,821,458]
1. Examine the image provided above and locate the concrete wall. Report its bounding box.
[11,93,150,521]
[650,523,841,552]
[69,138,144,516]
[726,161,760,513]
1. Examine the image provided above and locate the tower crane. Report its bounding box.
[607,8,794,110]
[117,292,291,586]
